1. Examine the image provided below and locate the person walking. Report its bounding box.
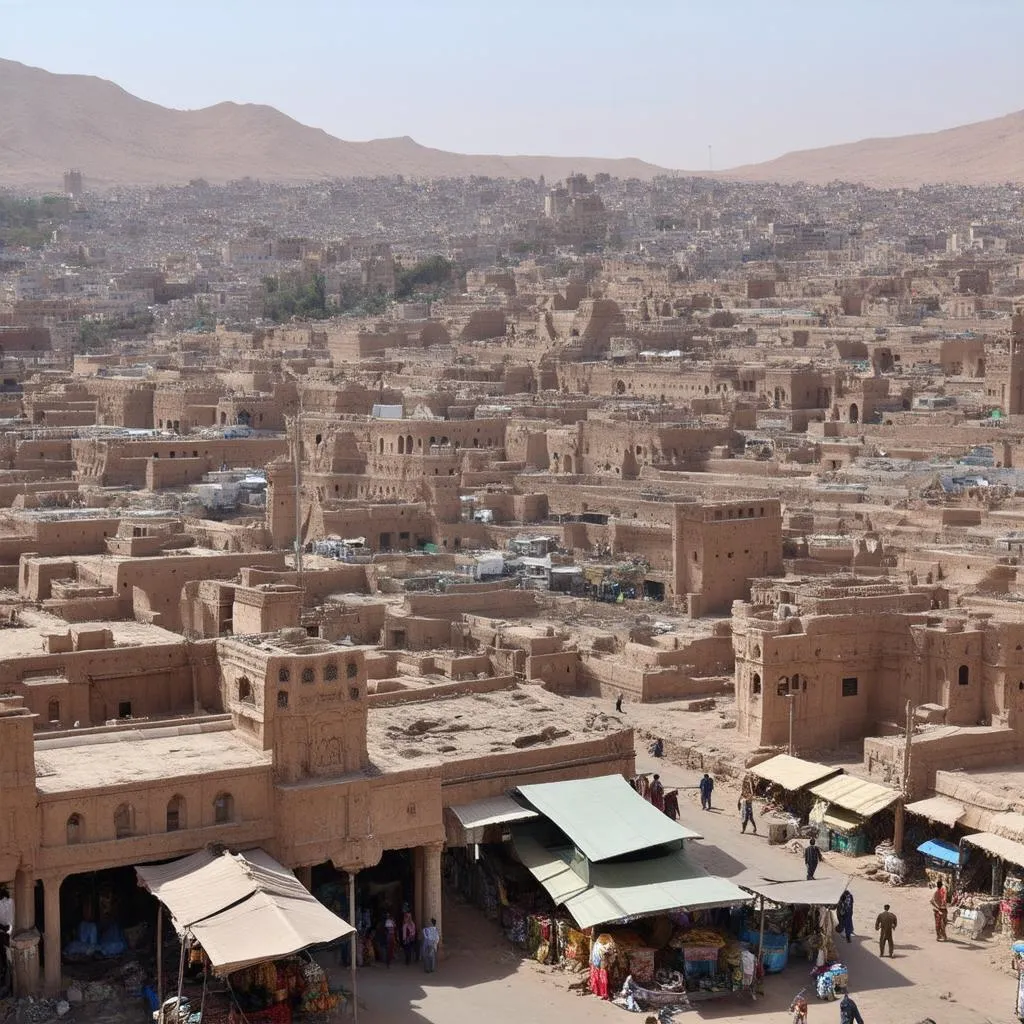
[699,772,714,811]
[804,837,822,880]
[839,992,865,1024]
[400,908,417,965]
[650,773,665,812]
[836,889,854,943]
[615,692,624,713]
[383,910,397,968]
[738,795,757,834]
[929,879,948,941]
[421,917,440,973]
[875,903,897,958]
[789,988,808,1024]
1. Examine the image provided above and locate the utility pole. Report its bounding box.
[894,699,913,855]
[787,693,795,756]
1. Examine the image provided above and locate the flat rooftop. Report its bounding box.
[367,685,627,772]
[35,725,271,794]
[0,610,185,659]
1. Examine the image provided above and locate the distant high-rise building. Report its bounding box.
[63,169,83,198]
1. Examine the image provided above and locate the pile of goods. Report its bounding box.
[1000,874,1024,938]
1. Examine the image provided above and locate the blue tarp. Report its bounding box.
[917,839,961,866]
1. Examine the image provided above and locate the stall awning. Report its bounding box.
[517,775,702,862]
[137,849,353,975]
[905,796,966,828]
[961,832,1024,868]
[809,775,900,818]
[748,754,842,792]
[564,852,750,930]
[917,840,961,866]
[737,875,850,907]
[822,806,865,834]
[446,795,538,845]
[135,849,255,929]
[510,832,589,904]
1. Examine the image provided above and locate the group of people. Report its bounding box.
[790,989,865,1024]
[353,906,440,972]
[627,772,680,820]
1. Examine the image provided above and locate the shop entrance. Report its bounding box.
[58,866,160,987]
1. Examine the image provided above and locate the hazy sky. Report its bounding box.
[4,0,1024,170]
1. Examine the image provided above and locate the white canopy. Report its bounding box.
[137,849,353,976]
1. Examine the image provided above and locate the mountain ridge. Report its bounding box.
[2,58,1023,188]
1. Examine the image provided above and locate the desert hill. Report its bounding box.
[2,58,1023,188]
[0,59,668,187]
[720,108,1024,188]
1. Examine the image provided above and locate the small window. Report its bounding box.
[842,677,859,697]
[752,673,762,695]
[238,677,253,703]
[277,690,289,709]
[166,795,185,832]
[66,813,83,845]
[324,663,338,682]
[777,677,790,696]
[349,686,360,701]
[278,667,290,683]
[114,803,135,839]
[346,661,358,679]
[47,699,60,724]
[958,664,970,686]
[213,792,234,824]
[301,667,315,684]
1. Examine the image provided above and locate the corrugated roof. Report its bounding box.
[450,795,538,830]
[905,796,966,828]
[961,831,1024,867]
[517,775,702,862]
[749,754,842,792]
[563,851,750,929]
[989,811,1024,843]
[510,831,589,903]
[823,807,865,833]
[809,775,900,818]
[737,875,849,907]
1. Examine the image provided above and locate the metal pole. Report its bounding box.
[349,870,358,1021]
[156,903,164,1003]
[757,897,765,974]
[787,695,795,756]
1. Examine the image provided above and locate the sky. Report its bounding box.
[3,0,1024,171]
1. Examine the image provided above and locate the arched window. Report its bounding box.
[237,677,254,703]
[324,663,338,682]
[278,667,290,683]
[213,793,234,824]
[301,667,315,684]
[346,661,358,679]
[777,676,790,696]
[114,803,135,839]
[958,664,970,686]
[66,813,83,845]
[166,795,186,832]
[752,673,762,695]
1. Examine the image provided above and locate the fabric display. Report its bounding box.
[626,947,657,983]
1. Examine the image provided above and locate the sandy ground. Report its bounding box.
[323,697,1020,1023]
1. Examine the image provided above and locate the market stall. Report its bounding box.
[738,876,851,1001]
[807,775,900,857]
[748,755,843,843]
[136,849,354,1024]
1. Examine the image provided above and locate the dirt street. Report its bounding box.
[328,703,1019,1024]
